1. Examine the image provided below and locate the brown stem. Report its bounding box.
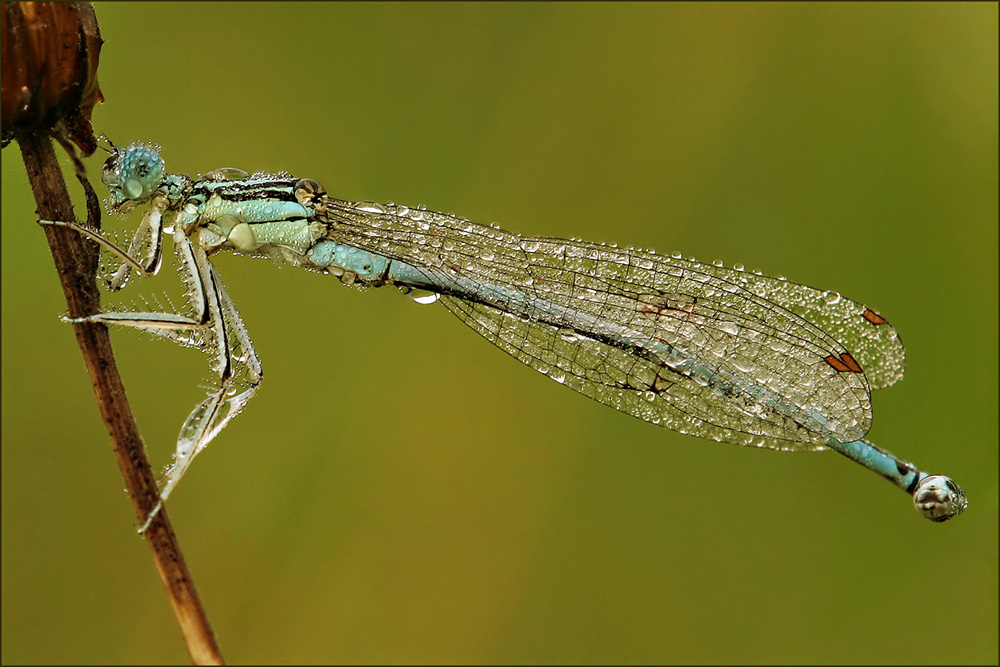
[17,132,225,665]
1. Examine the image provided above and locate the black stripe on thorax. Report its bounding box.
[191,177,300,203]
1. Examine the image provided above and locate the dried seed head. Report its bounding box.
[1,1,104,154]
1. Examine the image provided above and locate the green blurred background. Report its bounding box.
[2,2,997,663]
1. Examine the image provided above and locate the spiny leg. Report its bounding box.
[38,191,170,290]
[144,246,262,531]
[41,214,263,530]
[93,233,262,532]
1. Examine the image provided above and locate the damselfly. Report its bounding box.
[42,142,967,526]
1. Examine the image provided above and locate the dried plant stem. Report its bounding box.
[17,132,225,665]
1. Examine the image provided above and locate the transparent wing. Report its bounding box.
[323,201,904,450]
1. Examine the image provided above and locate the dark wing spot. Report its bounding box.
[862,308,888,325]
[824,353,864,374]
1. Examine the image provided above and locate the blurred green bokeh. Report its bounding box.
[2,3,996,664]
